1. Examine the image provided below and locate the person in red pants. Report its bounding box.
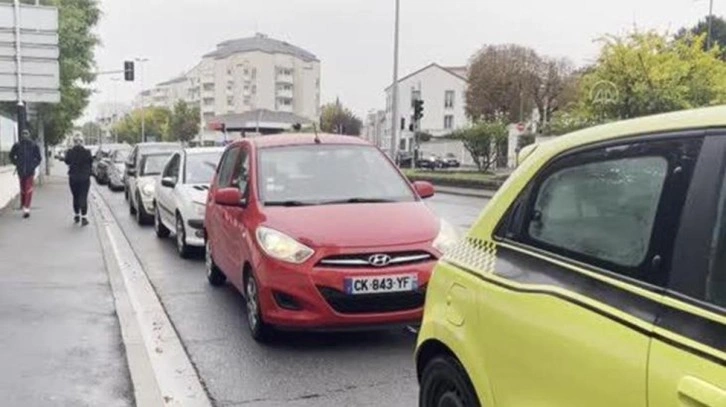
[9,130,42,218]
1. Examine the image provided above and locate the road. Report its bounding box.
[94,184,488,407]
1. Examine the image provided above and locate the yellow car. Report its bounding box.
[416,106,726,407]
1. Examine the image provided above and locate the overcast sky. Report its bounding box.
[84,0,716,122]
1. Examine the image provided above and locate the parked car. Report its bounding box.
[154,147,224,258]
[442,153,460,168]
[415,106,726,406]
[128,150,178,225]
[396,151,414,168]
[124,142,179,202]
[107,148,132,191]
[416,153,443,170]
[94,144,130,185]
[204,134,459,342]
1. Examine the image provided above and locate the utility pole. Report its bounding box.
[708,0,715,50]
[135,57,149,142]
[389,0,400,161]
[13,0,26,139]
[111,77,121,143]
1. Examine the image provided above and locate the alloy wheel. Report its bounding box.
[245,276,260,331]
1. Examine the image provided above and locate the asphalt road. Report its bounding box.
[95,184,488,407]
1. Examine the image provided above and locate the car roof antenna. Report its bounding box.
[313,124,321,144]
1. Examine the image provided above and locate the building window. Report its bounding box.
[444,115,454,129]
[445,90,455,108]
[411,89,421,108]
[400,117,406,131]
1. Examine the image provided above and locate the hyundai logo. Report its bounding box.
[368,254,392,267]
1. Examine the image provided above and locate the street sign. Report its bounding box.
[0,3,60,104]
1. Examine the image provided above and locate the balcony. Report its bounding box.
[276,88,293,98]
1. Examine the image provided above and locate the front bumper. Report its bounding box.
[140,196,155,214]
[185,219,205,247]
[255,251,437,330]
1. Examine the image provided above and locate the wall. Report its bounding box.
[0,166,18,210]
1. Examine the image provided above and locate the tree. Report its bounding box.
[530,57,580,128]
[113,107,172,144]
[677,15,726,58]
[448,120,508,172]
[320,99,362,136]
[579,31,726,121]
[169,101,200,143]
[80,121,102,144]
[37,0,100,146]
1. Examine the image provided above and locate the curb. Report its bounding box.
[435,187,497,199]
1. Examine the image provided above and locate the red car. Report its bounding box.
[204,134,459,341]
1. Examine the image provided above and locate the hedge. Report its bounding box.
[403,169,505,190]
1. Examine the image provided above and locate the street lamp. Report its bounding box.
[707,0,715,50]
[135,57,149,142]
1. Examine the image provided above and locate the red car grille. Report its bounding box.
[316,251,435,269]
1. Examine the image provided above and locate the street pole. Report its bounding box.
[111,77,121,143]
[389,0,400,161]
[708,0,715,50]
[136,58,149,142]
[13,0,26,139]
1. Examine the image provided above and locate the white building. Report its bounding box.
[362,109,386,146]
[383,63,470,152]
[135,33,321,134]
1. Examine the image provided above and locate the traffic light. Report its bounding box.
[413,99,424,121]
[124,61,135,81]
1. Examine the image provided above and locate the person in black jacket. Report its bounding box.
[9,130,42,219]
[64,137,93,226]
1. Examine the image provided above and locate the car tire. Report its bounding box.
[419,355,480,407]
[129,195,137,215]
[135,192,150,225]
[205,240,226,287]
[154,207,170,238]
[175,214,192,258]
[244,272,273,343]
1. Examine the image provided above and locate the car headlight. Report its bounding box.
[193,201,206,217]
[141,183,155,197]
[433,219,460,254]
[256,226,314,264]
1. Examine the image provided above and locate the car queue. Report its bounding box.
[86,107,726,407]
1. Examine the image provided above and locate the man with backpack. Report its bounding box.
[9,130,42,219]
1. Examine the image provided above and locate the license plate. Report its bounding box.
[344,274,418,295]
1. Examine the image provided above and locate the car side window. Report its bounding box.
[217,147,241,188]
[706,177,726,309]
[528,156,668,268]
[230,149,250,193]
[163,155,180,179]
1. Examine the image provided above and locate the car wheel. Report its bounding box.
[419,355,480,407]
[135,192,149,225]
[175,215,191,258]
[244,272,272,343]
[154,207,170,238]
[205,240,226,287]
[129,194,137,215]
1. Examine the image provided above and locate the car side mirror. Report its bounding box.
[413,181,435,199]
[214,188,245,207]
[161,177,177,188]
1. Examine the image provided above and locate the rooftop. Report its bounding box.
[385,63,468,91]
[211,109,313,129]
[203,33,319,62]
[250,133,370,149]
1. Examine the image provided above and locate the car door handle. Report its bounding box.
[678,376,726,407]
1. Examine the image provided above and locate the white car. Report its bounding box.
[129,151,177,225]
[153,147,224,258]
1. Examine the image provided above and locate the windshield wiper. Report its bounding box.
[265,200,316,207]
[321,198,397,205]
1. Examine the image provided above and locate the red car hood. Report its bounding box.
[262,202,439,248]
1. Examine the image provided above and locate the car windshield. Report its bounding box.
[113,150,129,163]
[140,154,171,176]
[185,152,222,184]
[258,145,415,205]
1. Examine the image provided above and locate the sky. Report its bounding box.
[84,0,717,122]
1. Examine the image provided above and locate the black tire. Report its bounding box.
[244,272,273,343]
[154,207,170,238]
[129,196,137,215]
[205,240,226,287]
[175,214,192,258]
[419,356,480,407]
[135,192,151,225]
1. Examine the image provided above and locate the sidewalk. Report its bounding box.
[0,174,132,406]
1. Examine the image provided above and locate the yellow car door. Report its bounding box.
[648,135,726,407]
[462,136,703,406]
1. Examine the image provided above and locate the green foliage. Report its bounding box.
[448,120,508,172]
[579,31,726,120]
[113,107,172,144]
[541,110,602,136]
[676,15,726,59]
[169,101,200,143]
[320,100,362,136]
[37,0,100,146]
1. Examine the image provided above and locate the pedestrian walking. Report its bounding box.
[64,137,93,226]
[9,129,42,219]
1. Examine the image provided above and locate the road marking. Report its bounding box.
[91,191,212,407]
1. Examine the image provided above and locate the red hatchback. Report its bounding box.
[204,134,459,341]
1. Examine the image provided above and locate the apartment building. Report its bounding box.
[136,33,321,132]
[382,63,470,152]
